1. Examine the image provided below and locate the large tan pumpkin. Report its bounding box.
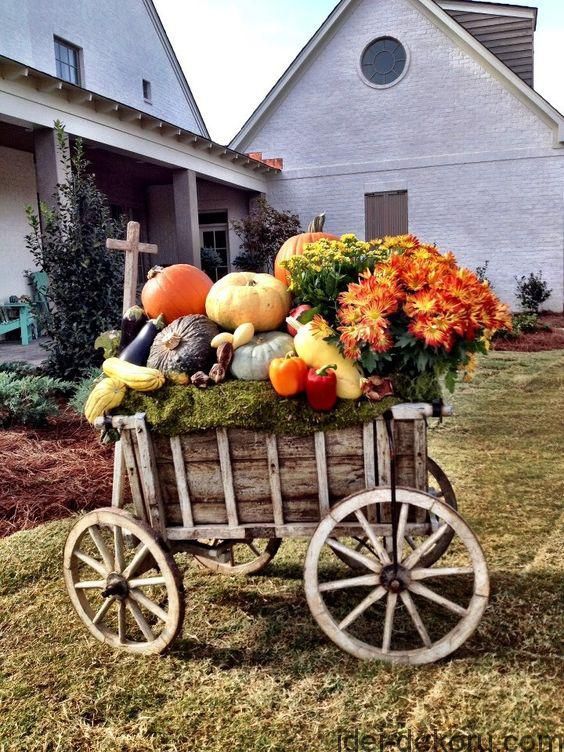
[205,273,291,332]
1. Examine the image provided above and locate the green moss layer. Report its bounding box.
[121,381,400,437]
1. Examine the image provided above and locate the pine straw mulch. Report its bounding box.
[492,311,564,352]
[0,409,113,538]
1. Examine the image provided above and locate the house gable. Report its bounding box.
[0,0,208,136]
[230,0,563,154]
[438,1,536,87]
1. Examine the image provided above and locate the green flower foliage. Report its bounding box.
[25,121,125,380]
[282,235,389,322]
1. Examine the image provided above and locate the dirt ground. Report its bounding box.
[492,311,564,352]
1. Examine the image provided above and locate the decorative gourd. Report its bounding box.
[231,332,295,381]
[232,322,255,349]
[205,273,290,332]
[274,213,339,286]
[141,264,213,323]
[102,358,165,392]
[147,314,219,376]
[84,377,126,423]
[287,317,363,399]
[211,332,234,348]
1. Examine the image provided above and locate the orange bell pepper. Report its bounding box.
[268,352,308,397]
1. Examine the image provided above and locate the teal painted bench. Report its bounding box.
[0,303,35,345]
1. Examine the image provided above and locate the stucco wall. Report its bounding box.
[0,0,205,134]
[241,0,564,309]
[0,146,38,301]
[197,180,253,269]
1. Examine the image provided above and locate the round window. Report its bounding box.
[360,37,407,87]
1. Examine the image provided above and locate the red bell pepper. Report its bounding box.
[306,364,338,412]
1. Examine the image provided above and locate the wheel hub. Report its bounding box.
[379,564,410,592]
[101,572,129,600]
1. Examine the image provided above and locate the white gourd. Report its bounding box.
[231,332,294,381]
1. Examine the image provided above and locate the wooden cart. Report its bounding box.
[63,401,489,664]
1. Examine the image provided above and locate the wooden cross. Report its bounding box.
[106,221,158,313]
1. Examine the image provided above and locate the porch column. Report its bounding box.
[173,168,201,267]
[33,127,69,209]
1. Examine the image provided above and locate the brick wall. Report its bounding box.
[240,0,564,309]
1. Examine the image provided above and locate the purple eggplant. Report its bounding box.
[119,306,148,353]
[119,314,166,366]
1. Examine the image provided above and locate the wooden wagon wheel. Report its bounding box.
[333,458,457,570]
[193,538,282,575]
[64,508,185,655]
[304,488,488,664]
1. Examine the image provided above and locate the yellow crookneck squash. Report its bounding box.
[287,317,363,400]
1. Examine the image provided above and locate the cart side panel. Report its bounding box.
[277,434,320,522]
[325,426,366,502]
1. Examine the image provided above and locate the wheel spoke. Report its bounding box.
[354,509,391,564]
[410,566,474,580]
[405,535,417,551]
[396,503,409,561]
[87,526,114,572]
[129,589,168,622]
[400,591,432,648]
[74,550,108,577]
[114,526,126,573]
[126,599,155,642]
[409,582,467,617]
[128,576,166,588]
[338,586,386,630]
[403,523,451,569]
[382,592,397,653]
[326,538,381,573]
[117,600,126,644]
[319,573,380,593]
[247,542,261,558]
[92,597,113,626]
[122,544,150,579]
[74,579,105,590]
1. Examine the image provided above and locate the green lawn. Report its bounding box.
[1,351,563,752]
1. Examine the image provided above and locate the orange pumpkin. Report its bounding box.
[141,264,213,323]
[274,213,340,286]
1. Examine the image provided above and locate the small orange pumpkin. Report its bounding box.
[274,213,340,286]
[141,264,213,323]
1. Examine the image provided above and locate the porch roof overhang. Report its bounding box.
[0,55,279,192]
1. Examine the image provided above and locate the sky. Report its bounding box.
[152,0,564,145]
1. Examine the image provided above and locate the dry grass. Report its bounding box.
[0,351,563,751]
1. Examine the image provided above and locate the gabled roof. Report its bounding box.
[143,0,209,138]
[229,0,564,149]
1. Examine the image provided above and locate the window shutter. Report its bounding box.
[365,191,408,239]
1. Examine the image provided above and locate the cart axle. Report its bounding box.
[379,564,410,593]
[101,572,129,600]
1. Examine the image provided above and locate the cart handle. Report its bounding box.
[389,402,453,420]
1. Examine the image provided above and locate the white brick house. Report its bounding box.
[0,0,276,305]
[231,0,564,310]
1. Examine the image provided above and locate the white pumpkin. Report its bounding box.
[231,332,294,381]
